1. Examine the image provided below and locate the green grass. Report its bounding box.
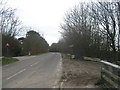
[2,57,19,65]
[94,78,103,85]
[94,78,107,88]
[84,56,101,62]
[0,60,1,66]
[31,52,46,56]
[25,52,47,56]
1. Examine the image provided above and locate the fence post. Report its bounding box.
[100,60,120,88]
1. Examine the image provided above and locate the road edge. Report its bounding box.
[53,53,63,88]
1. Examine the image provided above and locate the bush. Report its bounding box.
[2,57,19,65]
[2,34,22,57]
[94,78,103,85]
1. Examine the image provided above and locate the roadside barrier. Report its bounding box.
[100,60,120,88]
[83,56,120,88]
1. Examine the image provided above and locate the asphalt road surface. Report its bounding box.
[2,52,62,88]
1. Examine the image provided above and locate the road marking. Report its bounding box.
[6,69,26,80]
[30,62,39,66]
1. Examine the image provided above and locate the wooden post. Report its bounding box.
[100,60,120,88]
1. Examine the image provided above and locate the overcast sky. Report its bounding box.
[6,0,94,45]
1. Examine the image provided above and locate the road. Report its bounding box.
[2,52,62,88]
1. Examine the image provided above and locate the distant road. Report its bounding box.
[2,52,62,88]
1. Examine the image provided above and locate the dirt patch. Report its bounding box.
[60,54,102,88]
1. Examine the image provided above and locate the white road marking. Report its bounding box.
[6,69,26,80]
[30,62,39,66]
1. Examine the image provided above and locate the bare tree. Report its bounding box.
[60,1,119,62]
[61,3,93,58]
[0,1,23,37]
[117,2,120,52]
[92,2,118,52]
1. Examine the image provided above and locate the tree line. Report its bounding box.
[52,1,120,63]
[0,1,49,57]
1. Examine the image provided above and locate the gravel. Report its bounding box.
[60,55,102,88]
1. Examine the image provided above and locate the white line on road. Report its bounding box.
[6,69,26,80]
[30,62,39,66]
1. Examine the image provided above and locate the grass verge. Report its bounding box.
[94,78,103,85]
[1,57,19,65]
[31,52,46,56]
[94,78,107,88]
[25,52,47,56]
[84,56,101,62]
